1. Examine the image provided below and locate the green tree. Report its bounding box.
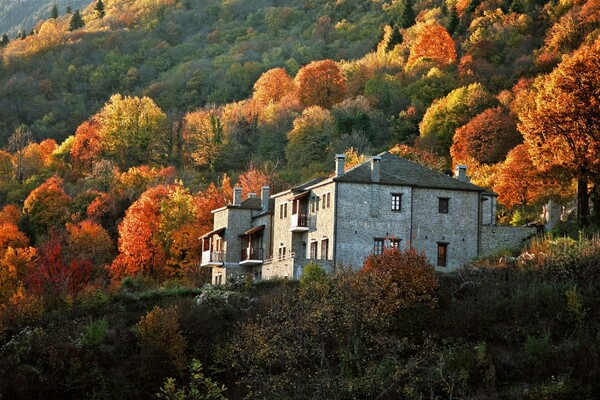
[95,0,105,18]
[157,359,227,400]
[447,5,459,35]
[68,9,85,31]
[400,0,416,28]
[0,33,8,47]
[420,83,497,154]
[96,94,170,168]
[50,4,59,19]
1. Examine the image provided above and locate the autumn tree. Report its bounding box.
[22,176,72,238]
[360,248,439,317]
[451,106,522,165]
[420,83,496,154]
[65,220,114,270]
[8,125,33,183]
[519,40,600,226]
[493,144,547,212]
[96,94,170,168]
[70,120,103,174]
[0,223,29,259]
[182,110,225,172]
[193,175,232,234]
[407,24,457,69]
[252,68,297,107]
[0,205,21,225]
[295,60,346,109]
[238,164,275,197]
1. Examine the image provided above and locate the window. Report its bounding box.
[278,246,286,260]
[316,196,320,211]
[373,238,385,255]
[311,199,315,213]
[326,192,331,208]
[310,241,318,259]
[284,203,288,218]
[279,204,284,219]
[390,238,402,249]
[391,193,402,211]
[439,197,449,213]
[292,200,298,214]
[321,239,329,259]
[437,243,448,267]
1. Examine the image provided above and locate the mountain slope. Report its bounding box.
[0,0,89,37]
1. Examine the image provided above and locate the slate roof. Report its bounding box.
[333,152,486,192]
[239,197,263,209]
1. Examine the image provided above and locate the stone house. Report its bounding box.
[200,152,533,284]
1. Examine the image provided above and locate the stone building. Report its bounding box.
[201,152,533,284]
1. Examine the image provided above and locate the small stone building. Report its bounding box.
[201,152,533,284]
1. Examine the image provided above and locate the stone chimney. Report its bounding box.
[455,164,470,183]
[335,154,346,177]
[261,186,270,212]
[371,156,381,182]
[233,187,242,206]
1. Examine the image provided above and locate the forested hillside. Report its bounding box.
[0,0,599,397]
[0,0,89,37]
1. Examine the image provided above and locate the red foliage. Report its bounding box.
[238,165,274,198]
[27,235,92,297]
[193,175,232,235]
[0,204,21,225]
[451,106,522,165]
[360,248,439,315]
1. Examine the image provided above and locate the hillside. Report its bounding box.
[0,0,89,37]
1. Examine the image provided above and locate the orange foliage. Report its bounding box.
[0,205,21,225]
[0,223,29,259]
[118,165,176,199]
[407,24,457,69]
[193,175,232,235]
[295,59,346,109]
[390,144,448,172]
[66,220,114,269]
[0,247,37,305]
[110,185,171,282]
[252,68,297,106]
[71,120,103,172]
[23,176,72,235]
[238,165,274,197]
[493,144,546,210]
[360,248,439,316]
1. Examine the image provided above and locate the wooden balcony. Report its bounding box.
[201,250,224,267]
[240,248,264,266]
[289,213,309,232]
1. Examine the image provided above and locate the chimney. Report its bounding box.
[261,186,270,212]
[371,156,381,182]
[233,187,242,206]
[335,154,346,177]
[455,164,470,183]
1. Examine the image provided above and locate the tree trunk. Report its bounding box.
[590,183,600,226]
[577,178,590,227]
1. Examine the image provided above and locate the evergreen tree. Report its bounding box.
[68,9,85,31]
[386,26,404,52]
[400,0,416,28]
[18,30,26,40]
[50,4,59,19]
[95,0,105,18]
[66,5,72,14]
[0,34,9,47]
[447,5,459,35]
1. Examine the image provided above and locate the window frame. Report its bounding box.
[437,242,448,267]
[310,241,318,259]
[373,238,385,255]
[321,238,329,260]
[391,193,402,212]
[438,197,449,214]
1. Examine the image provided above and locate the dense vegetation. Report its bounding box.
[0,0,599,397]
[2,241,600,399]
[0,0,89,37]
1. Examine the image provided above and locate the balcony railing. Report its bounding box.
[240,248,264,265]
[201,250,224,266]
[263,251,296,265]
[290,213,309,232]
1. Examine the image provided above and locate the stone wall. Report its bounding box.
[411,187,480,270]
[480,225,538,256]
